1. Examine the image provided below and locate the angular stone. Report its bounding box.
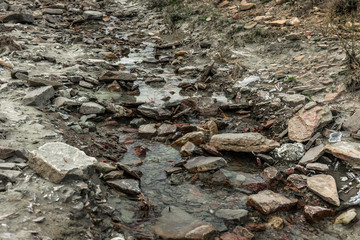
[200,145,223,157]
[96,162,116,173]
[272,143,305,162]
[138,124,157,137]
[0,13,34,24]
[343,109,360,132]
[233,226,254,239]
[43,8,63,15]
[303,205,335,222]
[239,2,256,11]
[184,156,227,173]
[242,175,267,192]
[138,103,172,120]
[268,19,287,25]
[54,97,79,108]
[28,142,97,183]
[83,10,103,20]
[99,71,137,82]
[103,171,124,181]
[0,146,15,159]
[220,233,247,240]
[307,174,340,206]
[335,208,357,225]
[0,169,21,181]
[152,206,216,240]
[28,77,63,88]
[210,133,280,153]
[279,93,306,106]
[79,80,94,89]
[325,142,360,169]
[79,102,105,114]
[180,142,197,157]
[261,166,282,185]
[157,123,177,136]
[0,162,16,170]
[246,190,298,215]
[23,86,55,106]
[107,179,141,195]
[299,144,325,165]
[181,97,218,116]
[288,105,332,142]
[268,216,284,229]
[306,163,329,172]
[172,131,205,147]
[215,209,248,223]
[245,223,266,232]
[287,174,307,189]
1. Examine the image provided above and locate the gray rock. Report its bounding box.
[23,86,55,106]
[54,97,79,108]
[0,13,34,24]
[184,156,227,173]
[79,102,105,114]
[272,143,305,162]
[215,209,248,223]
[138,103,171,120]
[306,163,329,172]
[107,179,141,195]
[299,144,325,165]
[96,162,117,173]
[343,109,360,133]
[43,8,63,15]
[79,80,94,89]
[157,123,177,136]
[28,142,97,183]
[0,169,21,182]
[0,162,16,170]
[83,10,103,20]
[279,93,306,106]
[138,124,157,137]
[180,142,196,157]
[99,71,137,82]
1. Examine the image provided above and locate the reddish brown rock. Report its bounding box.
[303,205,335,222]
[287,174,307,189]
[246,190,298,215]
[99,71,137,82]
[200,144,223,157]
[245,223,266,232]
[171,131,205,147]
[242,176,267,192]
[220,232,247,240]
[0,146,15,159]
[261,166,282,185]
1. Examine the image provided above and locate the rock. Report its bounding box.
[272,143,305,162]
[107,179,141,195]
[28,77,63,88]
[138,103,172,120]
[278,93,306,106]
[220,233,247,240]
[306,163,329,172]
[79,80,94,89]
[245,223,266,232]
[180,142,197,157]
[0,13,34,24]
[152,206,216,240]
[99,71,137,82]
[238,2,256,11]
[0,146,15,159]
[307,174,340,206]
[28,142,97,183]
[325,142,360,169]
[303,205,335,222]
[268,19,287,26]
[0,162,16,170]
[298,144,325,165]
[343,109,360,132]
[335,208,357,225]
[107,81,122,92]
[261,166,282,185]
[157,123,177,136]
[79,102,105,114]
[324,92,341,102]
[138,124,157,137]
[83,10,103,20]
[215,209,248,223]
[288,105,332,142]
[0,169,21,182]
[96,162,116,173]
[246,190,298,215]
[268,216,284,229]
[23,86,55,106]
[43,8,63,15]
[209,133,280,153]
[233,226,254,239]
[287,17,300,26]
[287,174,307,189]
[242,175,267,192]
[181,97,219,116]
[172,131,205,147]
[54,97,79,108]
[184,156,227,173]
[104,171,125,181]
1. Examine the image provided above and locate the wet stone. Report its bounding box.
[165,167,183,175]
[303,205,335,222]
[272,143,305,162]
[233,226,254,239]
[23,86,55,106]
[246,190,298,215]
[242,175,267,192]
[157,123,177,136]
[215,209,248,223]
[180,142,197,157]
[107,179,141,195]
[103,171,125,181]
[28,142,97,183]
[172,131,205,147]
[184,156,227,173]
[335,208,357,225]
[138,124,157,137]
[200,144,223,157]
[181,97,219,116]
[306,162,329,172]
[83,10,103,20]
[79,102,105,115]
[210,133,280,153]
[299,144,325,165]
[28,77,63,88]
[307,174,340,206]
[138,103,172,120]
[152,206,216,240]
[325,142,360,169]
[99,71,137,82]
[287,174,307,189]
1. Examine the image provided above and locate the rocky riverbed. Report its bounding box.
[1,0,360,239]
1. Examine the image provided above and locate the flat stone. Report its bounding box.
[79,80,94,89]
[220,233,247,240]
[172,131,205,147]
[299,144,325,165]
[0,13,34,24]
[28,77,63,88]
[181,97,218,116]
[138,124,157,137]
[83,10,103,20]
[261,166,282,185]
[233,226,254,239]
[245,223,266,232]
[157,123,177,136]
[210,133,280,153]
[268,19,287,25]
[99,71,137,82]
[272,143,305,162]
[286,174,307,189]
[54,97,79,108]
[288,105,332,142]
[0,146,15,159]
[306,163,329,172]
[107,179,141,195]
[184,156,227,173]
[43,8,64,15]
[303,205,335,222]
[343,109,360,132]
[215,209,248,223]
[335,208,357,225]
[103,170,124,181]
[246,190,298,215]
[180,142,197,157]
[325,142,360,169]
[79,102,105,114]
[239,2,256,11]
[242,175,267,192]
[138,103,172,120]
[324,92,341,102]
[307,174,340,206]
[0,162,16,170]
[0,169,21,181]
[23,86,55,106]
[96,162,117,173]
[28,142,97,183]
[152,206,216,240]
[279,93,306,106]
[200,144,223,157]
